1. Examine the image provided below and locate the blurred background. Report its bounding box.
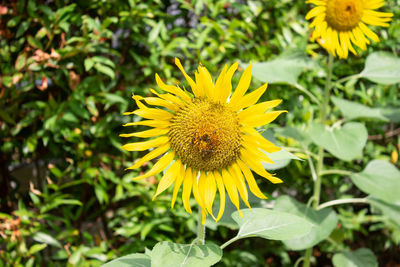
[0,0,399,266]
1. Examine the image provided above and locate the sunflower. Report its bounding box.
[306,0,393,58]
[121,58,285,223]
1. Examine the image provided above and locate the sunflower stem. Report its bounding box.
[317,198,368,210]
[196,209,206,245]
[303,53,334,267]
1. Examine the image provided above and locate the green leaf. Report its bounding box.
[27,35,43,49]
[309,122,368,161]
[84,58,95,71]
[92,56,115,68]
[150,241,222,267]
[275,126,312,146]
[244,53,317,85]
[15,52,27,70]
[231,208,312,241]
[274,196,338,250]
[29,243,47,254]
[94,63,115,79]
[332,248,377,267]
[359,52,400,84]
[16,20,30,38]
[380,107,400,123]
[101,253,150,267]
[32,232,62,248]
[331,96,388,121]
[350,160,400,203]
[263,149,301,170]
[148,20,163,43]
[368,197,400,227]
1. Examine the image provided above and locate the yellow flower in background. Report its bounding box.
[121,58,286,223]
[306,0,393,58]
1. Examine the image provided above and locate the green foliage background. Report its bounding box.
[0,0,399,266]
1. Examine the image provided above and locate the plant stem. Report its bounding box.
[334,74,359,86]
[294,83,321,105]
[317,198,368,210]
[303,247,312,267]
[303,53,334,267]
[319,169,352,177]
[196,210,206,245]
[220,236,239,249]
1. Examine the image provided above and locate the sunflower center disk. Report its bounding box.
[168,98,241,171]
[326,0,364,31]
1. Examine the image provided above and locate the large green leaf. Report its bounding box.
[274,196,338,250]
[242,53,317,85]
[332,248,377,267]
[150,241,222,267]
[368,197,400,227]
[263,149,301,170]
[359,52,400,84]
[101,253,150,267]
[331,96,388,121]
[350,160,400,203]
[309,122,367,161]
[275,126,312,146]
[231,208,312,241]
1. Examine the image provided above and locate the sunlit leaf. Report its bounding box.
[351,160,400,203]
[243,53,317,85]
[309,122,368,161]
[231,208,312,241]
[150,241,222,267]
[331,96,388,121]
[101,253,150,267]
[332,248,377,267]
[368,197,400,227]
[274,196,338,250]
[359,52,400,84]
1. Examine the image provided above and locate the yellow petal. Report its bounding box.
[171,163,186,208]
[150,89,185,108]
[229,164,251,209]
[221,169,242,216]
[241,110,287,127]
[241,127,281,153]
[120,128,169,138]
[241,145,274,164]
[182,167,193,213]
[126,143,170,170]
[214,65,228,102]
[143,97,180,112]
[232,82,268,111]
[305,6,326,20]
[237,159,267,199]
[214,171,226,221]
[132,152,175,181]
[175,58,202,97]
[240,152,283,184]
[229,62,252,107]
[123,119,171,128]
[201,208,207,224]
[155,74,192,103]
[133,108,173,121]
[238,99,282,120]
[153,159,182,200]
[121,136,169,151]
[131,94,147,109]
[196,66,213,98]
[358,22,380,42]
[199,171,217,217]
[192,170,206,210]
